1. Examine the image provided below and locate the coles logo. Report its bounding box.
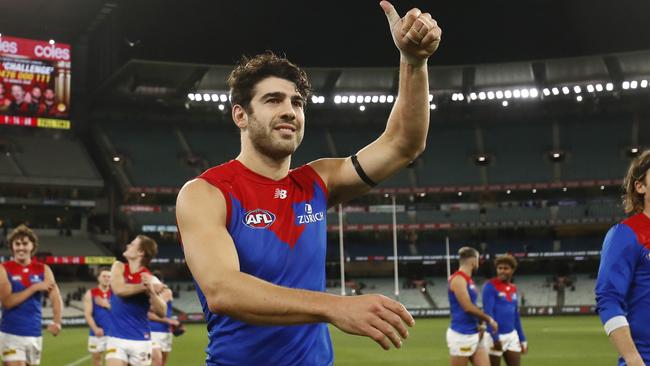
[34,44,70,61]
[243,209,276,229]
[0,40,18,54]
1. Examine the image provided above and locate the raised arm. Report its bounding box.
[177,178,414,350]
[0,265,53,310]
[450,276,498,333]
[310,1,441,206]
[110,261,146,297]
[45,265,63,335]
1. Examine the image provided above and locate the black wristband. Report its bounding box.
[351,154,377,187]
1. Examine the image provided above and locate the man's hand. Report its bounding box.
[493,339,503,352]
[47,322,61,336]
[380,1,441,65]
[327,294,415,350]
[521,342,528,355]
[94,327,105,337]
[168,318,180,327]
[487,316,499,334]
[31,281,54,293]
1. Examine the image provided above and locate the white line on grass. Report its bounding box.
[64,354,91,366]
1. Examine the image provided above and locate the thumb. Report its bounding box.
[379,1,400,28]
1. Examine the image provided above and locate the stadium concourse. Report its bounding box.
[2,0,650,365]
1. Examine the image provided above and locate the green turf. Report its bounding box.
[42,316,617,365]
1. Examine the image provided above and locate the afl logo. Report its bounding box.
[243,209,276,229]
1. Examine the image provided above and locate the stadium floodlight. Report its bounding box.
[562,86,570,95]
[202,94,210,101]
[371,96,379,103]
[502,100,508,107]
[311,96,319,104]
[576,95,583,102]
[506,189,511,195]
[496,90,504,99]
[543,88,551,96]
[379,95,387,103]
[359,105,366,111]
[521,89,529,98]
[641,80,648,88]
[195,94,203,101]
[630,80,638,89]
[457,93,465,101]
[622,81,630,90]
[532,188,537,194]
[211,94,219,102]
[529,88,539,98]
[451,94,458,101]
[218,104,225,111]
[606,82,614,91]
[220,94,228,102]
[600,185,605,190]
[513,89,521,98]
[478,92,486,100]
[334,95,342,104]
[384,193,390,198]
[364,96,371,103]
[430,103,437,110]
[387,95,394,103]
[573,85,581,94]
[112,156,121,162]
[419,192,426,197]
[505,90,513,99]
[551,87,560,95]
[318,96,325,103]
[188,93,195,101]
[470,92,478,100]
[341,96,349,103]
[457,191,463,197]
[631,147,639,153]
[487,91,495,100]
[49,39,55,45]
[140,193,146,198]
[586,84,595,93]
[429,94,434,102]
[595,83,603,92]
[562,187,567,192]
[357,95,364,103]
[349,96,356,103]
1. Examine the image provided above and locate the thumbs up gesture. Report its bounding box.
[380,1,441,65]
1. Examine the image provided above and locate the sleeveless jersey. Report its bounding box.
[89,287,112,336]
[0,260,45,337]
[448,270,479,334]
[108,263,152,341]
[150,300,173,333]
[190,160,333,366]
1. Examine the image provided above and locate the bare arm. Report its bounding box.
[608,327,644,366]
[146,284,167,318]
[0,265,52,310]
[310,2,441,206]
[110,261,146,297]
[177,179,414,349]
[44,265,63,335]
[83,290,102,334]
[450,276,494,325]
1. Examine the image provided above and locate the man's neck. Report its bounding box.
[236,145,291,181]
[99,284,109,292]
[127,259,143,272]
[459,265,473,277]
[15,257,31,266]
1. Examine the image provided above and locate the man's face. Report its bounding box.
[98,270,111,287]
[44,89,55,101]
[11,236,34,261]
[123,237,143,261]
[496,263,514,282]
[242,77,305,160]
[31,87,41,99]
[11,85,24,102]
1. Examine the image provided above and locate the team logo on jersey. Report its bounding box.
[243,209,276,228]
[29,274,42,283]
[11,275,21,281]
[274,188,287,199]
[296,203,325,224]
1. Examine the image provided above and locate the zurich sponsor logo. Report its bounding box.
[243,209,276,229]
[29,274,42,283]
[296,203,325,224]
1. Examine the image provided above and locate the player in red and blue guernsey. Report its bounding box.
[596,150,650,366]
[176,2,441,365]
[447,247,497,366]
[482,254,527,366]
[0,225,63,366]
[148,272,178,366]
[106,235,167,366]
[83,267,112,366]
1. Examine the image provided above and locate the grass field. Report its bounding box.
[42,316,617,365]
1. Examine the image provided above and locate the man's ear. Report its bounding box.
[232,104,248,129]
[635,179,647,195]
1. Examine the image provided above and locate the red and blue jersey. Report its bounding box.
[482,278,526,342]
[89,287,112,336]
[0,260,45,337]
[193,160,333,366]
[108,263,152,341]
[596,213,650,365]
[448,271,479,334]
[149,300,173,333]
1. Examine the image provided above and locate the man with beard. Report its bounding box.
[447,247,496,366]
[38,88,58,116]
[482,255,527,366]
[176,2,440,365]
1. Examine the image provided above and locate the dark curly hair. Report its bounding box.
[227,52,312,113]
[494,254,517,270]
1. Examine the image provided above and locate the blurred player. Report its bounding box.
[596,149,650,366]
[148,272,178,366]
[83,267,112,366]
[447,247,497,366]
[0,224,63,366]
[176,1,440,364]
[482,255,527,366]
[106,235,167,366]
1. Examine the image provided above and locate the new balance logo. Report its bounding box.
[274,189,287,199]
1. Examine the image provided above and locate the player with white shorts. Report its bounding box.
[84,267,113,366]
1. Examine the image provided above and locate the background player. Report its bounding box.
[447,247,497,366]
[0,224,62,366]
[595,149,650,366]
[148,272,178,366]
[482,255,527,366]
[83,267,112,366]
[176,1,440,364]
[106,235,167,366]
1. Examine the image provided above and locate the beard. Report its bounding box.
[246,114,303,160]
